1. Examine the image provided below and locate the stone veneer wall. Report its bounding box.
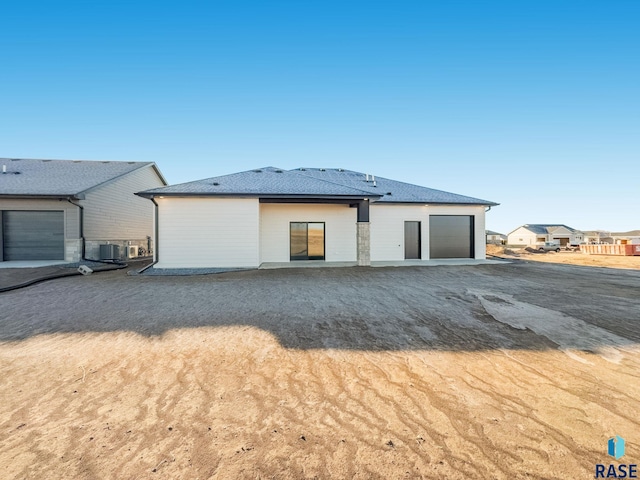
[357,222,370,266]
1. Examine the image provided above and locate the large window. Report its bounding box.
[290,222,325,260]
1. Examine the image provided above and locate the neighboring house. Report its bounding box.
[0,158,166,262]
[486,230,507,244]
[507,224,584,247]
[583,230,613,244]
[137,167,498,268]
[584,230,640,245]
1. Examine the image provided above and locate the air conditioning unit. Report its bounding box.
[126,245,138,259]
[99,244,120,260]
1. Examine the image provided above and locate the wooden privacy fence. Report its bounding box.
[581,244,640,256]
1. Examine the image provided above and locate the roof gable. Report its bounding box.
[511,224,579,235]
[0,158,162,197]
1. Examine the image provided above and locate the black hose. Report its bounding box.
[0,263,127,293]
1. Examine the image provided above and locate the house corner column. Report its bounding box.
[357,222,370,266]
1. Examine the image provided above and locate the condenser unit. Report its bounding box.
[99,244,120,260]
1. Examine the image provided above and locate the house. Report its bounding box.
[584,230,640,245]
[486,230,507,245]
[583,230,614,244]
[507,224,584,247]
[0,158,167,262]
[137,167,498,268]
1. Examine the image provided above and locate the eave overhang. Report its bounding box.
[0,193,85,200]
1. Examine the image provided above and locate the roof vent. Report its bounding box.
[127,162,135,164]
[253,169,262,173]
[73,160,82,163]
[386,192,392,195]
[275,169,283,173]
[10,158,20,161]
[319,168,325,171]
[299,168,306,171]
[42,159,52,162]
[2,165,20,175]
[212,182,220,186]
[102,161,110,163]
[337,168,344,172]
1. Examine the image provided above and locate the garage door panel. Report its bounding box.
[3,211,65,260]
[430,215,474,259]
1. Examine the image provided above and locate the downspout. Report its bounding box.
[67,198,86,261]
[138,196,159,272]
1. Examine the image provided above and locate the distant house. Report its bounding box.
[583,230,640,245]
[507,224,584,247]
[137,167,498,268]
[486,230,507,245]
[0,158,166,262]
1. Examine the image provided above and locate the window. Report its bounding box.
[290,222,325,260]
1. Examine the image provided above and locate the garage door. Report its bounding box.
[429,215,474,259]
[2,211,64,261]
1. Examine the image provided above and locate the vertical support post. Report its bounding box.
[356,200,370,266]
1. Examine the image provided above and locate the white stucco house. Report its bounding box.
[486,230,507,244]
[507,224,584,247]
[0,158,166,262]
[137,167,498,268]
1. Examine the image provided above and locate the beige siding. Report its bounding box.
[82,165,164,240]
[0,198,80,239]
[370,204,486,260]
[156,197,260,268]
[260,203,357,263]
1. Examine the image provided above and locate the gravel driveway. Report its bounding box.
[2,261,639,349]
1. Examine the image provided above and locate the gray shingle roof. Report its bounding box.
[515,224,579,235]
[296,168,497,205]
[0,158,161,197]
[141,167,379,197]
[140,166,498,205]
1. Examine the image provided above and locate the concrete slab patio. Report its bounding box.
[0,260,70,268]
[259,258,507,269]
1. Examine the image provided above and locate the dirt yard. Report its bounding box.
[1,263,639,479]
[487,244,640,269]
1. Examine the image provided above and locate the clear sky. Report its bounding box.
[1,1,638,234]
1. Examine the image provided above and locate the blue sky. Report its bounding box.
[1,1,638,234]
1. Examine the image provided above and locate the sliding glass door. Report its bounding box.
[290,222,325,260]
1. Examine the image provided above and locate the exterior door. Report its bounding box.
[290,222,325,260]
[429,215,474,259]
[404,221,421,259]
[2,211,65,261]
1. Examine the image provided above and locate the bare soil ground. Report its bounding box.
[1,263,639,479]
[487,244,640,270]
